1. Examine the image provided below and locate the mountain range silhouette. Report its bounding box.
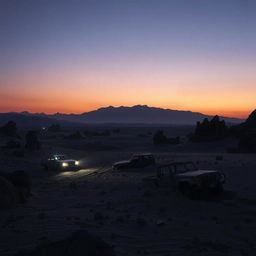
[1,105,243,126]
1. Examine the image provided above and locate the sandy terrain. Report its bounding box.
[0,129,256,256]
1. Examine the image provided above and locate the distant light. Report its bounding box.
[75,161,80,166]
[62,162,69,167]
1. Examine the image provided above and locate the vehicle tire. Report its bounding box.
[178,182,191,196]
[42,164,48,170]
[212,184,223,195]
[115,166,124,171]
[188,186,200,200]
[56,165,62,171]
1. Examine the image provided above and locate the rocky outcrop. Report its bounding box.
[228,109,256,153]
[245,109,256,130]
[190,115,228,142]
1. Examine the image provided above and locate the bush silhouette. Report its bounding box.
[66,131,83,139]
[25,131,41,150]
[84,129,110,136]
[0,121,17,137]
[153,130,180,145]
[153,130,167,144]
[48,124,61,132]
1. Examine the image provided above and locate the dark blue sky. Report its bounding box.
[1,0,256,116]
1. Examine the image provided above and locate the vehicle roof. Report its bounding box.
[133,153,153,157]
[114,160,130,165]
[171,161,195,165]
[176,170,219,177]
[157,161,196,169]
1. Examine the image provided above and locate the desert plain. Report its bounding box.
[0,125,255,256]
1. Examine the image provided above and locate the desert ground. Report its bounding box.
[0,126,256,256]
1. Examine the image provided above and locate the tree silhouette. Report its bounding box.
[153,130,167,144]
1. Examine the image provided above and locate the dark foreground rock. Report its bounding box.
[0,176,17,209]
[7,170,31,202]
[15,230,115,256]
[0,171,31,208]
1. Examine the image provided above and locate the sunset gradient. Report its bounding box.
[1,0,256,118]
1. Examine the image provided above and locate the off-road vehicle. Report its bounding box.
[157,161,226,197]
[41,154,80,171]
[113,153,155,170]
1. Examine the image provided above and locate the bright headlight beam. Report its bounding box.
[75,161,79,166]
[62,162,69,167]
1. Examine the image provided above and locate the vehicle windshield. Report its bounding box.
[131,156,140,161]
[174,164,188,173]
[55,155,68,160]
[185,162,197,172]
[132,155,153,161]
[174,162,197,173]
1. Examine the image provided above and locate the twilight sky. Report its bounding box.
[1,0,256,117]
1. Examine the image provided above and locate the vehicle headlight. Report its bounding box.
[62,162,69,167]
[75,161,79,166]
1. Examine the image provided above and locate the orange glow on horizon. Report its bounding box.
[0,99,252,119]
[1,68,255,119]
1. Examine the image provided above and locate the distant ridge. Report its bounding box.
[48,105,243,124]
[0,105,244,126]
